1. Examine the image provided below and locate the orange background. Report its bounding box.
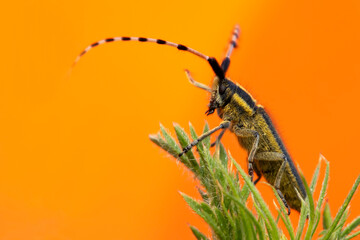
[1,0,359,239]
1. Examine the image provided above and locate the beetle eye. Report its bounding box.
[219,83,227,95]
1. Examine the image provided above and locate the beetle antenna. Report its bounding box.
[221,25,240,73]
[72,36,225,80]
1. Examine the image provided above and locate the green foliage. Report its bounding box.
[149,123,360,240]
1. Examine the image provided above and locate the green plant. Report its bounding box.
[149,123,360,240]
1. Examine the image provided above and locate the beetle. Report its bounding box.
[73,25,306,214]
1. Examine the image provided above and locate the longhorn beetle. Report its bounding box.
[73,25,307,214]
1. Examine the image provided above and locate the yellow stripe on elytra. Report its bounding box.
[256,111,282,153]
[232,93,255,114]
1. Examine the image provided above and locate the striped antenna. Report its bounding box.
[72,36,225,80]
[221,25,240,73]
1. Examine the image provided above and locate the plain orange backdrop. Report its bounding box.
[0,0,359,239]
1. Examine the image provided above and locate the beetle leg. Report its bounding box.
[254,152,285,161]
[254,152,291,215]
[253,174,262,185]
[275,161,290,215]
[253,162,262,185]
[210,128,227,147]
[179,121,230,157]
[233,126,259,183]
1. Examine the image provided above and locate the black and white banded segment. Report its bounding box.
[73,37,210,66]
[221,24,240,73]
[72,25,241,80]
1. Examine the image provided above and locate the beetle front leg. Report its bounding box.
[233,126,259,182]
[210,128,227,147]
[179,121,231,157]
